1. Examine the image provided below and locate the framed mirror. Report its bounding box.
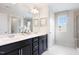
[0,13,9,34]
[10,16,21,33]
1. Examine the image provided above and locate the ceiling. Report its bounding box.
[0,3,31,17]
[0,3,48,17]
[49,3,79,13]
[0,3,48,12]
[0,3,79,15]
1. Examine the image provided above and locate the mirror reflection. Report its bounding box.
[11,16,32,34]
[11,17,21,33]
[0,3,33,35]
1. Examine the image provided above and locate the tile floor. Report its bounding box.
[42,45,79,55]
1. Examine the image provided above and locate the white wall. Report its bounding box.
[48,3,79,48]
[49,3,79,13]
[55,11,75,48]
[48,6,55,49]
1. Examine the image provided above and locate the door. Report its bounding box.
[6,49,19,55]
[21,45,32,55]
[43,35,47,51]
[38,37,43,55]
[55,11,75,47]
[75,15,79,48]
[38,35,48,55]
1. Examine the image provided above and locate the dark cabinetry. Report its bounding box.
[6,49,19,55]
[43,35,48,51]
[0,41,21,55]
[38,37,43,54]
[32,37,39,55]
[0,34,48,55]
[0,39,32,55]
[21,45,32,55]
[20,39,32,55]
[38,35,48,55]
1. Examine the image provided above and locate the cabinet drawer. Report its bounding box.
[42,36,46,39]
[32,37,38,42]
[33,41,38,47]
[21,45,32,55]
[39,35,47,39]
[0,39,32,55]
[0,41,21,55]
[20,39,32,47]
[6,49,19,55]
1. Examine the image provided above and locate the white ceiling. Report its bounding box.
[49,3,79,12]
[0,3,48,17]
[0,3,32,17]
[0,3,78,15]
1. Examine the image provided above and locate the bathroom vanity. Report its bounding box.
[0,4,48,55]
[0,11,48,55]
[0,34,48,55]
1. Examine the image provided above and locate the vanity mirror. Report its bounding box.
[23,17,32,33]
[11,16,32,34]
[11,16,21,33]
[0,13,9,34]
[0,13,33,35]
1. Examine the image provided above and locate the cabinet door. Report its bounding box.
[43,35,48,51]
[43,38,47,51]
[38,38,43,55]
[38,35,48,55]
[6,49,19,55]
[22,45,32,55]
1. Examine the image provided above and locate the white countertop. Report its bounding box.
[0,32,47,46]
